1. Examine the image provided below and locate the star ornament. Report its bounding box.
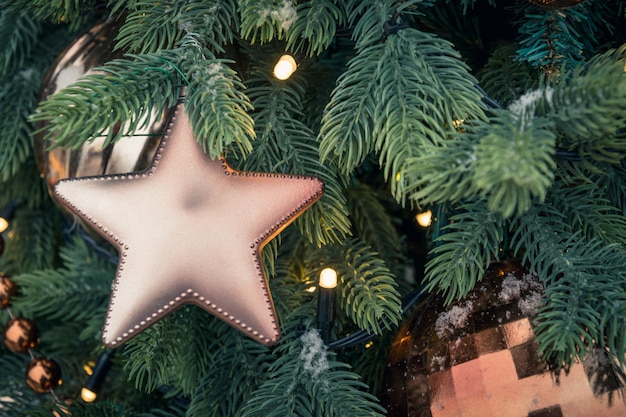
[54,102,324,347]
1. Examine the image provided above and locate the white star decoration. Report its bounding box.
[54,101,324,347]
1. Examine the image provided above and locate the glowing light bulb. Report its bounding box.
[0,217,8,233]
[273,55,297,80]
[416,210,433,227]
[81,387,97,402]
[319,268,338,289]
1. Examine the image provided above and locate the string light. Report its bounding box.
[415,210,433,227]
[319,268,338,289]
[273,54,297,80]
[318,268,338,343]
[0,217,8,233]
[81,348,114,403]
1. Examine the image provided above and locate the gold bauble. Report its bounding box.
[382,260,626,417]
[25,357,62,393]
[35,17,167,198]
[0,273,16,309]
[3,317,40,352]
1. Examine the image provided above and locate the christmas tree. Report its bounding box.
[2,0,626,416]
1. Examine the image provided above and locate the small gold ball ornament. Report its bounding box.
[25,357,63,393]
[0,274,16,309]
[3,317,40,352]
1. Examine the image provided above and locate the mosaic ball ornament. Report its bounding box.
[382,260,626,417]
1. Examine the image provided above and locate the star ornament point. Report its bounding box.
[54,103,324,347]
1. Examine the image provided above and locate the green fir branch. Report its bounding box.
[284,0,345,56]
[0,63,43,181]
[345,180,406,272]
[115,0,237,54]
[471,109,556,217]
[3,205,62,273]
[0,10,41,76]
[319,27,485,204]
[548,179,626,245]
[182,47,255,159]
[241,66,350,246]
[346,0,392,50]
[239,331,386,417]
[310,239,402,335]
[11,234,114,320]
[535,45,626,164]
[515,4,588,74]
[0,0,96,23]
[31,52,182,150]
[186,326,272,417]
[600,160,626,215]
[475,43,539,108]
[424,200,505,303]
[239,0,298,44]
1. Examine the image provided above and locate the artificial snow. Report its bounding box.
[498,271,544,316]
[508,87,554,117]
[262,0,297,31]
[299,330,329,378]
[435,301,474,338]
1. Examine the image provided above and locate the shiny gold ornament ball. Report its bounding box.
[382,260,626,417]
[527,0,584,9]
[35,17,165,198]
[3,317,40,352]
[0,274,16,309]
[25,357,62,393]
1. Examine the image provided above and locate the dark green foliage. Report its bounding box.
[239,332,386,417]
[4,1,626,416]
[424,200,505,303]
[476,43,539,107]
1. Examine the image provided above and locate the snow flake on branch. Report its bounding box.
[262,0,297,31]
[299,330,329,379]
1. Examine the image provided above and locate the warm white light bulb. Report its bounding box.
[416,210,433,227]
[319,268,338,289]
[273,55,297,80]
[81,387,97,402]
[0,217,8,233]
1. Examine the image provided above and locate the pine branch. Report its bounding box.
[548,179,626,245]
[0,10,41,76]
[470,109,556,217]
[319,27,485,204]
[515,4,588,75]
[284,0,345,56]
[11,234,114,320]
[114,0,237,54]
[239,0,298,44]
[346,0,392,50]
[239,331,386,417]
[0,63,42,181]
[186,326,272,417]
[31,52,181,150]
[535,45,626,164]
[424,200,505,303]
[308,239,402,335]
[241,62,350,246]
[600,160,626,215]
[0,0,96,23]
[3,204,62,272]
[182,46,256,159]
[345,180,406,272]
[476,43,539,108]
